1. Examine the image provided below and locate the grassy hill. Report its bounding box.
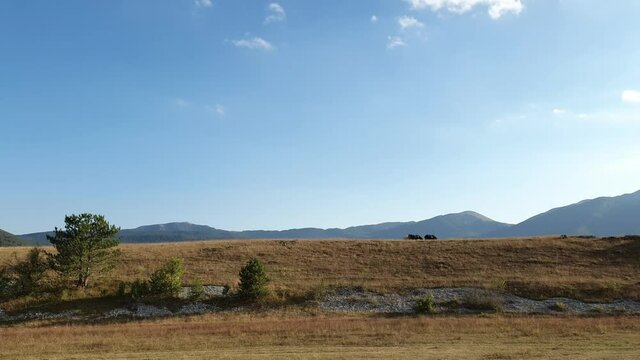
[3,236,637,302]
[2,236,639,359]
[0,228,25,247]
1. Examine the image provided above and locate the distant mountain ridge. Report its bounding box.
[0,228,25,246]
[19,211,510,245]
[490,190,640,237]
[15,189,640,245]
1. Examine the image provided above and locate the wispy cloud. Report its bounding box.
[622,90,640,104]
[387,36,407,49]
[175,98,191,108]
[231,37,274,51]
[207,104,225,116]
[371,15,378,23]
[264,3,286,24]
[194,0,213,8]
[398,16,424,30]
[550,107,640,124]
[406,0,524,19]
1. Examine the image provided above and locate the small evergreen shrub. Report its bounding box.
[415,294,436,314]
[238,257,269,300]
[190,278,205,301]
[149,257,185,298]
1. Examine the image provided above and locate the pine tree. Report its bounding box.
[238,257,269,300]
[47,213,120,288]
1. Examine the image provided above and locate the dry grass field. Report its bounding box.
[1,236,639,304]
[1,314,639,359]
[1,237,640,359]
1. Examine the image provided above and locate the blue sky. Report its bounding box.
[1,0,640,234]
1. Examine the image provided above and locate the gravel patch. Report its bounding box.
[178,285,228,299]
[320,287,640,315]
[0,309,81,322]
[4,287,639,323]
[177,302,216,315]
[103,308,134,319]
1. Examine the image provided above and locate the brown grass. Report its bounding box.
[1,237,639,306]
[2,238,639,359]
[0,314,639,359]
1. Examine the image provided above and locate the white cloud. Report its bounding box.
[194,0,213,8]
[398,16,425,30]
[622,90,640,104]
[406,0,524,19]
[231,37,274,51]
[552,108,566,115]
[206,104,225,116]
[387,36,407,49]
[264,3,286,24]
[371,15,378,23]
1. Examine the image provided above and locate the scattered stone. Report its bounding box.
[179,285,228,299]
[133,304,172,318]
[320,287,640,315]
[103,308,134,319]
[177,302,216,315]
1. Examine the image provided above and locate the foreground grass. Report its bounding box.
[1,314,639,359]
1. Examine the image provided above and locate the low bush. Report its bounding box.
[0,248,51,298]
[238,257,269,301]
[149,257,185,298]
[130,279,151,300]
[462,290,504,312]
[415,294,436,314]
[190,278,205,301]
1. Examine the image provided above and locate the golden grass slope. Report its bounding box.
[1,236,638,301]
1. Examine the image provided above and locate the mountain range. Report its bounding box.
[0,228,26,246]
[12,189,640,246]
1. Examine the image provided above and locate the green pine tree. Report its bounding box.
[47,213,121,288]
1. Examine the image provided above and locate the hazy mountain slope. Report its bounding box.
[120,222,237,243]
[237,213,510,239]
[18,212,508,244]
[366,211,512,239]
[21,223,236,245]
[19,231,53,246]
[17,190,639,244]
[490,190,640,237]
[0,228,25,246]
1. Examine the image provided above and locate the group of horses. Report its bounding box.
[405,234,437,240]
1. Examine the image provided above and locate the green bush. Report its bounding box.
[129,279,151,300]
[13,248,50,295]
[415,294,436,314]
[0,248,50,298]
[149,257,185,298]
[238,257,269,300]
[190,278,205,301]
[0,270,16,300]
